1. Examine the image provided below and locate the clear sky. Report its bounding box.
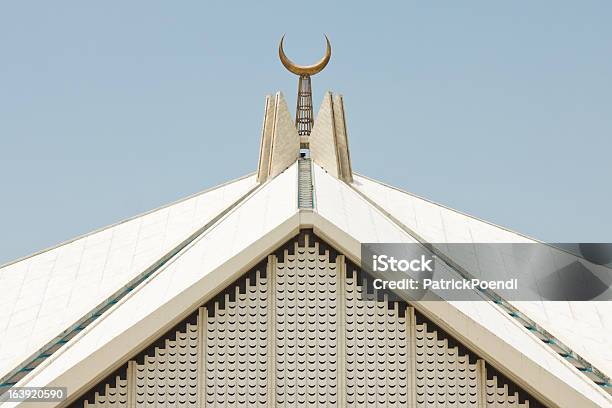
[0,2,610,265]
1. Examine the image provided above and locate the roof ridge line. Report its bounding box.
[0,172,256,270]
[0,177,265,390]
[346,178,612,397]
[5,171,300,401]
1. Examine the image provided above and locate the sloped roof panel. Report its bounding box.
[7,164,298,407]
[313,165,408,244]
[5,162,610,407]
[0,173,257,379]
[351,173,612,381]
[313,165,610,407]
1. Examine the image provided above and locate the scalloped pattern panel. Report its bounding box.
[77,232,544,408]
[276,240,338,406]
[205,270,269,407]
[485,377,529,408]
[345,271,409,407]
[134,322,198,407]
[414,322,480,407]
[85,377,127,408]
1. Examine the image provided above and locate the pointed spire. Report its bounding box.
[257,92,300,182]
[310,92,353,182]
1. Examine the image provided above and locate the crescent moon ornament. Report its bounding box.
[279,35,331,76]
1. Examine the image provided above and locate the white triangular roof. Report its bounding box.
[4,161,611,408]
[316,164,611,407]
[352,173,612,381]
[0,173,257,380]
[2,162,299,407]
[2,90,611,407]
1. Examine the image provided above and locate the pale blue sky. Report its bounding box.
[1,2,610,264]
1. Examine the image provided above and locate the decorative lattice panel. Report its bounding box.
[205,269,270,407]
[85,376,127,408]
[345,269,410,407]
[275,236,338,407]
[75,230,545,408]
[414,319,480,407]
[133,321,198,407]
[484,368,531,408]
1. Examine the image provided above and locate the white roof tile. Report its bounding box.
[11,164,298,405]
[352,173,612,381]
[0,173,257,379]
[3,161,610,407]
[312,168,608,406]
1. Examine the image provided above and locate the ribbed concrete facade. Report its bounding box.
[75,231,543,408]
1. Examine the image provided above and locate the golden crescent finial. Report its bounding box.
[278,35,331,76]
